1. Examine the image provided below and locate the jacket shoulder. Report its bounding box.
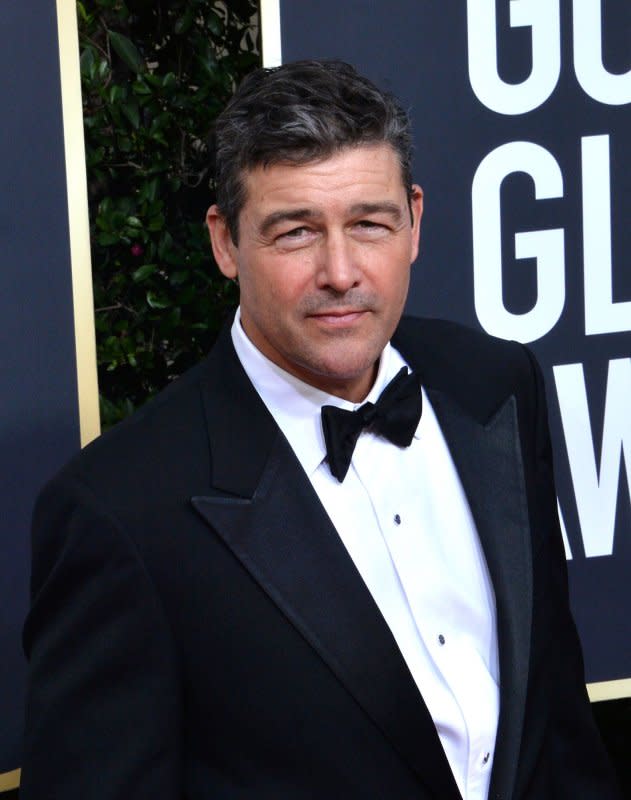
[393,315,536,422]
[49,354,212,504]
[395,315,527,365]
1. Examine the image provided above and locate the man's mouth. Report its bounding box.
[308,309,368,325]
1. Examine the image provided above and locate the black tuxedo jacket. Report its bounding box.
[21,316,620,799]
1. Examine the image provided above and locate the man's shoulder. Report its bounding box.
[393,315,536,419]
[395,314,525,360]
[51,353,213,501]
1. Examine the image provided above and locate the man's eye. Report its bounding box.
[279,226,310,239]
[355,220,387,232]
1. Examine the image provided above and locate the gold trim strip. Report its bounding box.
[0,768,20,792]
[56,0,101,447]
[587,678,631,702]
[260,0,282,67]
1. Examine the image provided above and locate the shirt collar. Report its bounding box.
[231,307,413,476]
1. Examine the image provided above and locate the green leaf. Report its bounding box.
[146,290,170,309]
[158,232,174,258]
[170,270,190,285]
[174,9,194,35]
[149,111,172,135]
[132,263,157,282]
[147,213,165,232]
[97,58,109,80]
[99,196,112,215]
[86,145,105,167]
[132,79,152,96]
[80,46,95,78]
[207,9,223,37]
[145,73,164,89]
[139,178,159,203]
[121,102,140,129]
[97,231,121,246]
[76,2,88,23]
[117,136,133,152]
[109,84,126,104]
[109,30,145,74]
[126,215,143,228]
[162,72,177,90]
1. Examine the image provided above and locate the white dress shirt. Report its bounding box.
[231,309,500,800]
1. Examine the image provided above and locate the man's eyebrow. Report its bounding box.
[258,202,405,237]
[258,209,320,236]
[349,202,405,220]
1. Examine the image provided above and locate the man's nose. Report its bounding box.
[316,232,360,292]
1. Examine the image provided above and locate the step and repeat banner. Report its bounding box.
[0,0,98,791]
[265,0,631,695]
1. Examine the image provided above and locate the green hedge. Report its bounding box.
[78,0,259,427]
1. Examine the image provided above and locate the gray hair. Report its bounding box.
[212,60,414,243]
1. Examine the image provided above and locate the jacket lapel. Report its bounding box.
[427,389,533,800]
[192,321,534,799]
[191,327,461,799]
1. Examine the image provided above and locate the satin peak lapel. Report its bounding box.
[427,389,533,800]
[193,352,461,798]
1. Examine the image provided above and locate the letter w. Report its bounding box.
[553,359,631,557]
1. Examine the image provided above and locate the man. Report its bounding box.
[21,61,619,799]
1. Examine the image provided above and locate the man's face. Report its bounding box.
[207,144,423,402]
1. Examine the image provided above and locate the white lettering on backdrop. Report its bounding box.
[582,135,631,335]
[573,0,631,106]
[554,360,631,557]
[471,141,565,343]
[466,1,630,558]
[466,0,560,115]
[467,0,631,114]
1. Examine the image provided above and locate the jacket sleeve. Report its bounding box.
[517,346,622,799]
[20,474,182,800]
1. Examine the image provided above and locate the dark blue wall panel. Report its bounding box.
[1,2,81,774]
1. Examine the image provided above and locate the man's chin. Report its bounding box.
[292,354,381,401]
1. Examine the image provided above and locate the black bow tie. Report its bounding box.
[321,367,423,483]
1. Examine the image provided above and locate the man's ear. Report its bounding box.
[409,184,424,263]
[206,205,238,279]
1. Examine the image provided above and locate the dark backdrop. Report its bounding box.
[278,0,631,791]
[279,0,631,688]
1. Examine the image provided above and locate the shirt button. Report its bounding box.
[438,634,446,645]
[394,513,401,525]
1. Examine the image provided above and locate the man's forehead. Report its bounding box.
[239,143,407,210]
